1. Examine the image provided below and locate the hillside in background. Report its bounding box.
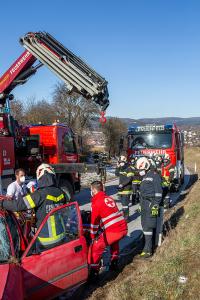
[118,117,200,127]
[91,117,200,131]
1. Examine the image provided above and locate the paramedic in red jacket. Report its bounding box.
[88,181,128,272]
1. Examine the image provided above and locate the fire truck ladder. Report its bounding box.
[20,32,109,111]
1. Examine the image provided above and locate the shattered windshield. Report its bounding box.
[130,133,172,149]
[0,216,11,263]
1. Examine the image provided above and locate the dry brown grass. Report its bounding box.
[88,147,200,300]
[185,146,200,174]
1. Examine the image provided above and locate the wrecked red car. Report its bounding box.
[0,202,88,300]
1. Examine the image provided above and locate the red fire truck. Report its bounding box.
[0,32,109,195]
[0,31,110,299]
[127,124,185,190]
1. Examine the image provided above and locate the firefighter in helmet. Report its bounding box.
[162,153,175,208]
[137,157,163,258]
[0,163,67,248]
[154,153,175,208]
[115,155,133,221]
[130,155,143,205]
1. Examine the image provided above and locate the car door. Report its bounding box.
[0,212,24,300]
[21,202,88,300]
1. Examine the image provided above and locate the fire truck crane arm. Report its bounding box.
[0,50,38,102]
[20,32,109,111]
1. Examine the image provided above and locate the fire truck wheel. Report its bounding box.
[59,179,74,202]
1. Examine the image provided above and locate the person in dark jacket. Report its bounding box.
[153,153,175,208]
[136,157,163,258]
[0,163,67,248]
[130,156,143,205]
[115,156,134,221]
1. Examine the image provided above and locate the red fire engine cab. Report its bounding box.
[0,31,109,194]
[127,124,184,190]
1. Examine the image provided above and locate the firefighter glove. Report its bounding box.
[118,184,124,191]
[151,204,159,217]
[137,205,141,214]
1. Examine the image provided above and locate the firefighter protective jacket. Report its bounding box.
[131,166,143,185]
[2,183,66,246]
[140,169,163,206]
[115,163,134,195]
[90,191,127,240]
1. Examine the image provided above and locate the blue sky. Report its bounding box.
[1,0,200,118]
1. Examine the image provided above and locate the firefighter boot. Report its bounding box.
[141,230,153,258]
[140,251,152,259]
[88,268,99,283]
[121,195,130,222]
[164,194,170,209]
[123,207,130,222]
[109,259,120,271]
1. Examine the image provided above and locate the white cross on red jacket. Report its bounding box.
[88,191,127,240]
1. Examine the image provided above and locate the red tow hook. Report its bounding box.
[99,111,107,124]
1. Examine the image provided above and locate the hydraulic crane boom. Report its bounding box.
[0,51,38,102]
[0,31,109,112]
[20,32,109,111]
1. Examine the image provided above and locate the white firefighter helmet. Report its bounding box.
[164,153,170,160]
[152,153,162,166]
[152,153,160,161]
[36,163,56,180]
[119,155,127,163]
[136,157,150,171]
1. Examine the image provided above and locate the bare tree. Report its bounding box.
[10,99,25,123]
[52,83,99,136]
[102,117,127,158]
[23,97,56,125]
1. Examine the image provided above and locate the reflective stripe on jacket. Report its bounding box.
[38,213,65,246]
[2,185,67,248]
[23,187,66,246]
[90,191,127,240]
[115,163,133,192]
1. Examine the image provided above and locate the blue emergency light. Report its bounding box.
[128,124,173,134]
